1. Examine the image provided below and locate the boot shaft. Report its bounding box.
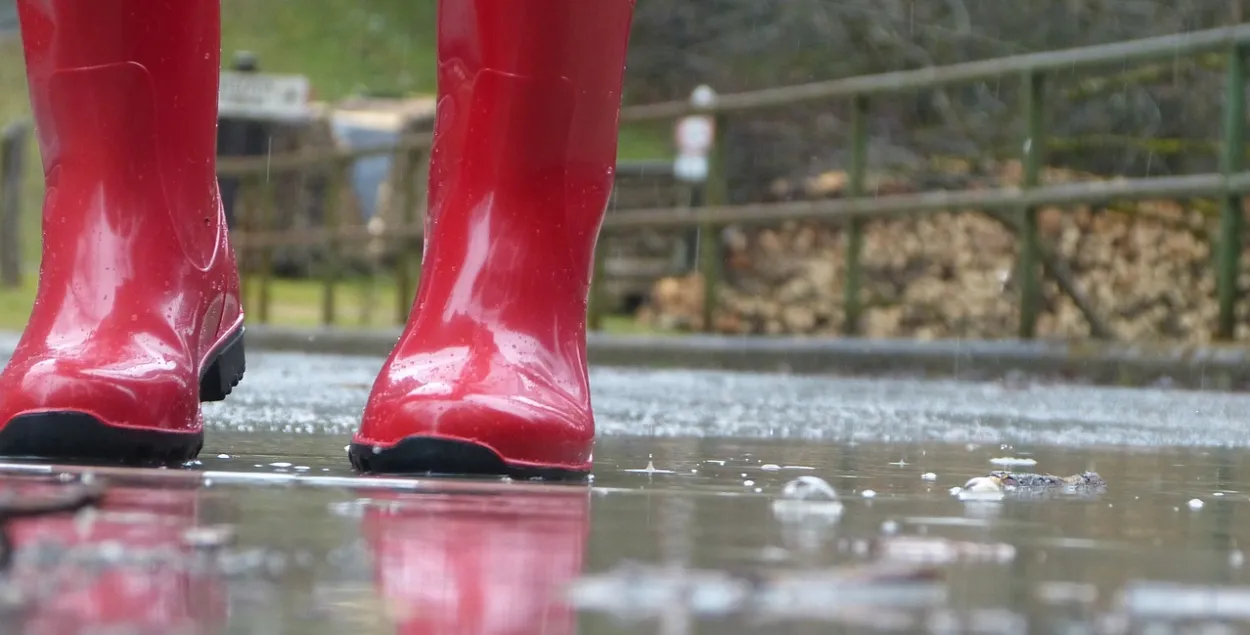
[16,0,225,271]
[416,0,636,330]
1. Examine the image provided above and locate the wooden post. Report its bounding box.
[394,145,426,325]
[320,156,347,326]
[0,121,27,289]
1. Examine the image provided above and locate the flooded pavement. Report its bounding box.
[0,346,1249,632]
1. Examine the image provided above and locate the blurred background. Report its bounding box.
[0,0,1246,347]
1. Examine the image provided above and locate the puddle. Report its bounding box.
[0,435,1238,632]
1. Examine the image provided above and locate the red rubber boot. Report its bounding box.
[0,0,245,464]
[350,0,635,479]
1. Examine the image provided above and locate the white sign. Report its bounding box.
[674,115,715,155]
[218,71,311,122]
[673,153,709,183]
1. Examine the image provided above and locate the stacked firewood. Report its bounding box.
[637,160,1238,343]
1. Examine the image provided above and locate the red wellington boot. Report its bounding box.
[349,0,636,479]
[0,0,245,464]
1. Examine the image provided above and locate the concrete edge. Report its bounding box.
[234,325,1250,391]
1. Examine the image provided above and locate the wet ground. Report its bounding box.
[0,345,1249,633]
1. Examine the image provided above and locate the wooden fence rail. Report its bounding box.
[224,24,1250,340]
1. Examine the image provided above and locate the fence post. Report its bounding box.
[682,85,723,333]
[255,174,276,325]
[842,96,869,336]
[1017,71,1046,339]
[1217,43,1248,340]
[0,121,27,289]
[321,156,349,326]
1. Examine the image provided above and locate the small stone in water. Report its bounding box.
[779,476,838,502]
[921,472,937,481]
[1188,498,1204,510]
[772,476,844,521]
[962,476,1003,493]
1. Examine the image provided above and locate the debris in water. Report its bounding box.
[181,524,236,549]
[566,560,945,621]
[989,457,1037,467]
[1120,582,1250,619]
[875,536,1015,565]
[623,454,675,474]
[954,470,1105,501]
[955,477,1006,502]
[772,476,843,521]
[961,477,1003,494]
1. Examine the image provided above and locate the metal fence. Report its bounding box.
[214,24,1250,339]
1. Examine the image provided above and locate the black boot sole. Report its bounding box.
[348,436,589,482]
[0,326,246,467]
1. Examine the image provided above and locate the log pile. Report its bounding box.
[637,160,1241,343]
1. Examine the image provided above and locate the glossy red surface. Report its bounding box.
[355,0,637,471]
[6,482,228,633]
[0,0,242,433]
[363,489,589,635]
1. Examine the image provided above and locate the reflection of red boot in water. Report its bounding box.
[350,0,637,479]
[363,489,589,635]
[0,0,245,464]
[5,482,227,634]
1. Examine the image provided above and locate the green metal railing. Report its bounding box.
[599,24,1250,340]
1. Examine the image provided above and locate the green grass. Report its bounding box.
[0,0,670,329]
[0,274,656,334]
